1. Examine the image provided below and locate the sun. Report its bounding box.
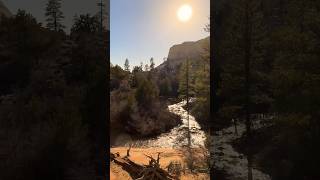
[177,4,193,22]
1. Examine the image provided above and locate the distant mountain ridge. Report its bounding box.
[0,0,11,17]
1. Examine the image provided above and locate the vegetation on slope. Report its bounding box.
[110,63,180,139]
[214,0,320,179]
[0,9,108,180]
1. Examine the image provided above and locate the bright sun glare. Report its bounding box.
[177,4,193,22]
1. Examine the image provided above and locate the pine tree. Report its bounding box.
[140,62,143,71]
[71,14,100,34]
[219,0,269,133]
[271,0,320,177]
[218,0,269,179]
[159,77,172,96]
[178,59,196,99]
[45,0,65,31]
[144,64,149,71]
[192,38,210,123]
[97,0,106,33]
[150,57,155,70]
[135,77,159,109]
[124,58,130,71]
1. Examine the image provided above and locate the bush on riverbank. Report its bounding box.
[110,67,181,139]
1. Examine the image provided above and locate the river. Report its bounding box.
[212,120,272,180]
[124,100,206,148]
[118,100,271,180]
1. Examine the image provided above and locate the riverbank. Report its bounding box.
[232,123,305,180]
[110,100,209,179]
[117,100,206,148]
[212,120,272,180]
[110,147,209,180]
[110,98,181,146]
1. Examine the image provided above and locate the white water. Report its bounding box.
[119,100,271,179]
[125,100,206,148]
[212,121,272,180]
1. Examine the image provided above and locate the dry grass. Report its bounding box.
[110,161,132,180]
[110,147,209,180]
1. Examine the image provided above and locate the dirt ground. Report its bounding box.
[110,147,209,180]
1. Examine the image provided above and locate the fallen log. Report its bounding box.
[139,153,177,180]
[110,152,177,180]
[111,152,144,179]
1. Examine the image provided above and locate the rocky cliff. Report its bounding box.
[0,1,12,18]
[157,36,209,70]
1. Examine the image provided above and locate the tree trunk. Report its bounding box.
[54,12,57,31]
[186,58,191,148]
[244,1,253,180]
[244,0,252,139]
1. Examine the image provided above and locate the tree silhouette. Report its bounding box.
[45,0,65,31]
[124,58,130,71]
[96,0,109,33]
[178,60,195,99]
[71,14,100,34]
[150,57,155,70]
[144,64,149,71]
[218,0,268,179]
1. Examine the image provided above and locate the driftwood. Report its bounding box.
[110,152,144,179]
[138,153,176,180]
[110,152,177,180]
[126,144,132,157]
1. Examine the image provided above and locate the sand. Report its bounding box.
[110,147,209,180]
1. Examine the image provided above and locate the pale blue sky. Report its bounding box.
[111,0,210,69]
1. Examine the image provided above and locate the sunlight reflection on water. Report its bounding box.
[123,100,206,148]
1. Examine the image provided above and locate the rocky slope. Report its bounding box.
[0,1,11,17]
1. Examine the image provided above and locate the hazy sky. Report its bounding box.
[3,0,109,32]
[111,0,210,69]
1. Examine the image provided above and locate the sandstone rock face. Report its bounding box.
[0,1,11,18]
[157,36,209,71]
[168,38,207,60]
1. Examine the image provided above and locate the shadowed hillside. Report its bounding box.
[0,1,12,17]
[0,7,108,180]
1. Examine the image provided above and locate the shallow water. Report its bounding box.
[124,100,206,148]
[114,100,272,179]
[212,121,272,180]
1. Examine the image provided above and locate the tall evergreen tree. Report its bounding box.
[192,38,210,124]
[218,0,269,179]
[271,0,320,178]
[97,0,106,33]
[45,0,65,31]
[178,59,196,99]
[150,57,155,70]
[219,0,270,133]
[124,58,130,71]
